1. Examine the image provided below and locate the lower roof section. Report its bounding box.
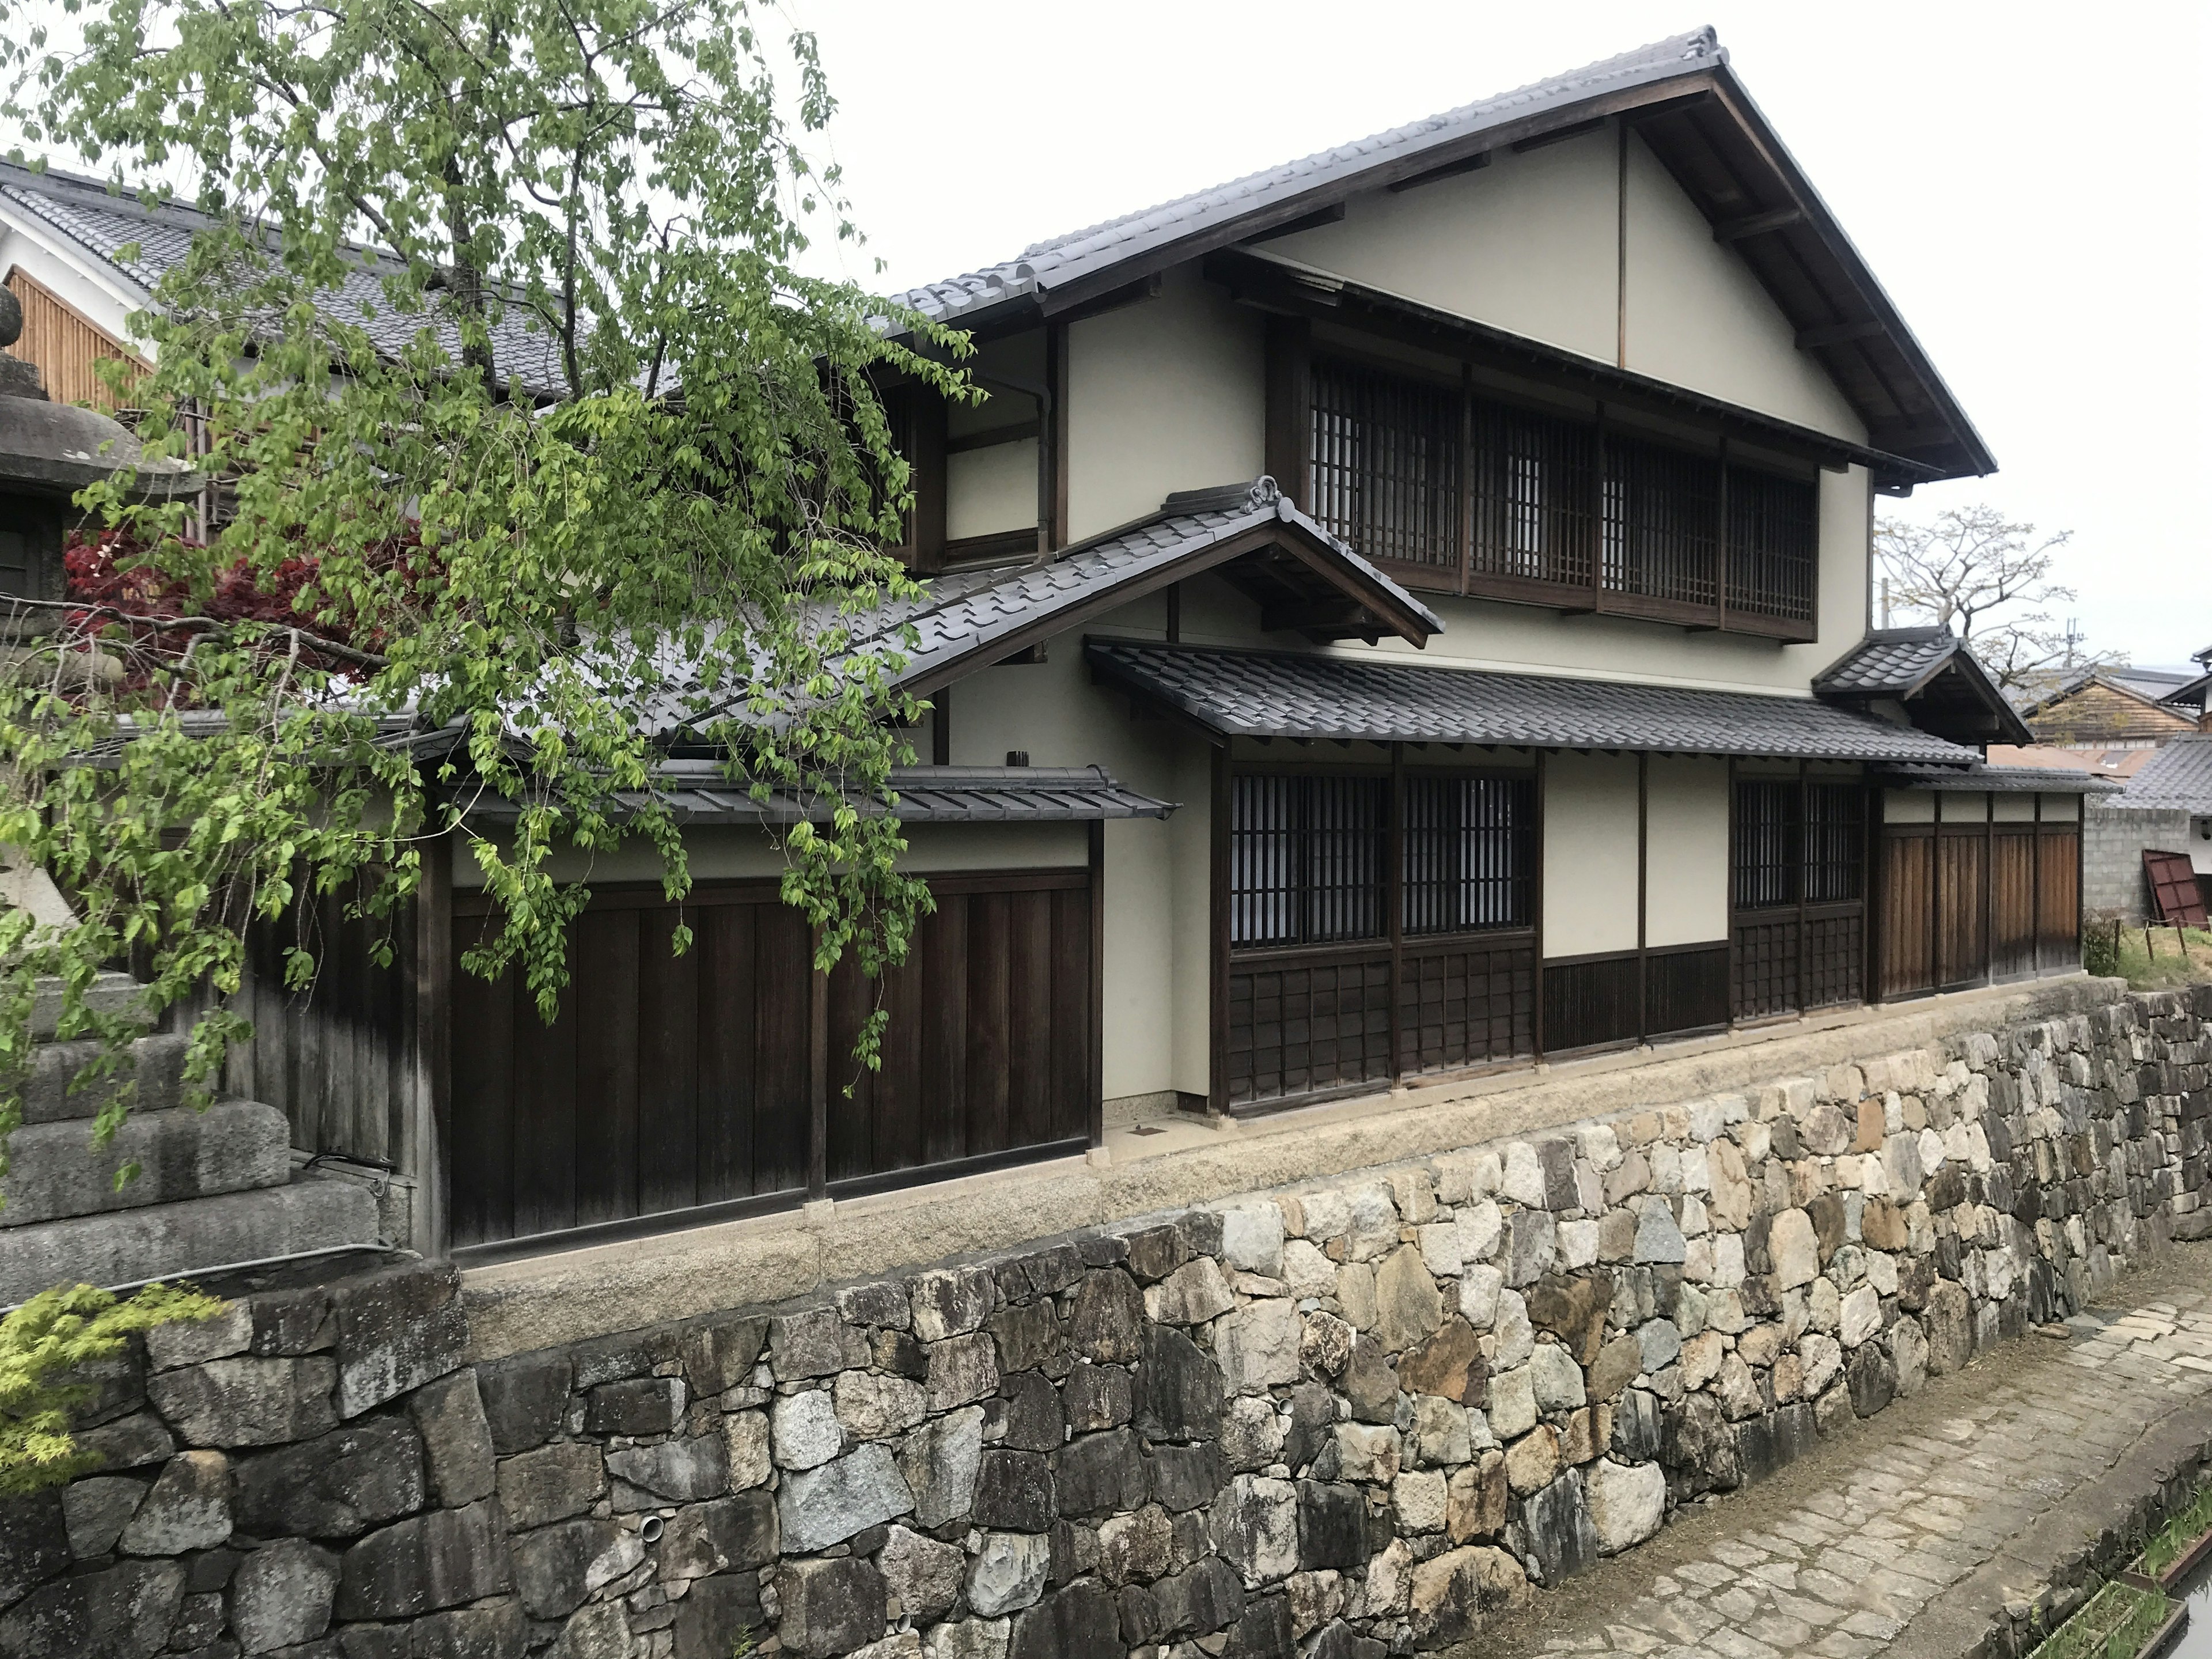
[1876,764,2119,797]
[459,763,1176,826]
[1085,638,1982,766]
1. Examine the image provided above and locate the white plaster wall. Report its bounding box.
[1993,794,2037,823]
[946,440,1037,540]
[0,209,151,359]
[1065,267,1266,542]
[2040,794,2081,822]
[1543,751,1641,958]
[1621,135,1866,440]
[1885,791,1937,823]
[1266,132,1619,365]
[1645,756,1730,948]
[1940,792,1989,823]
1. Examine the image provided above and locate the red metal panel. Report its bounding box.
[2143,850,2209,926]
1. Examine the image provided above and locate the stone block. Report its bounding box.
[1148,1556,1245,1638]
[770,1307,868,1381]
[1585,1459,1664,1554]
[672,1572,763,1659]
[0,1558,183,1659]
[778,1444,913,1552]
[777,1556,886,1658]
[585,1377,684,1437]
[1586,1335,1642,1403]
[878,1524,963,1622]
[1528,1344,1586,1415]
[329,1265,467,1419]
[407,1372,495,1508]
[1446,1454,1507,1544]
[511,1517,623,1619]
[1219,1204,1286,1277]
[145,1304,253,1372]
[1068,1269,1145,1364]
[550,1601,632,1659]
[1524,1274,1609,1365]
[476,1354,570,1455]
[1407,1544,1526,1648]
[232,1538,339,1653]
[334,1501,512,1622]
[1211,1474,1297,1587]
[987,1300,1063,1375]
[61,1475,146,1559]
[1506,1210,1557,1287]
[967,1530,1051,1617]
[1134,1324,1222,1444]
[972,1449,1055,1532]
[923,1619,1010,1659]
[772,1388,843,1469]
[1007,1578,1122,1659]
[1149,1441,1221,1513]
[897,1405,983,1527]
[910,1267,997,1343]
[1295,1481,1365,1570]
[607,1435,728,1509]
[1054,1427,1148,1517]
[1519,1466,1598,1584]
[118,1451,229,1555]
[495,1441,603,1531]
[1145,1257,1234,1326]
[923,1332,1001,1414]
[148,1356,337,1448]
[1397,1317,1483,1407]
[660,1492,777,1580]
[1062,1362,1131,1433]
[679,1313,768,1398]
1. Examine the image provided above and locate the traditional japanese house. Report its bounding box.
[0,28,2103,1264]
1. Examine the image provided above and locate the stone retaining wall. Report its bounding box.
[3,987,2207,1659]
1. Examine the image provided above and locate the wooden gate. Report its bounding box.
[1878,810,2080,1000]
[448,869,1094,1252]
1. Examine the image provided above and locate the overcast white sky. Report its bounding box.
[794,2,2211,669]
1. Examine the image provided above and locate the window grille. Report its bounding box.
[1733,779,1865,909]
[1468,400,1595,587]
[1402,775,1535,934]
[1726,467,1818,622]
[1603,433,1721,607]
[1230,774,1388,948]
[1309,359,1462,574]
[1804,783,1866,903]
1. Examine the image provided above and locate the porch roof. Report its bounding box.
[1875,764,2120,796]
[1084,639,1983,764]
[1812,627,2033,748]
[455,763,1176,825]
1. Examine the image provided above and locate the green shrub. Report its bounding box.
[0,1282,223,1493]
[2082,924,2119,979]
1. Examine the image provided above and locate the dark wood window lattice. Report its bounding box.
[1402,774,1535,935]
[1730,777,1869,1021]
[1230,773,1389,948]
[1306,355,1818,632]
[1309,359,1463,575]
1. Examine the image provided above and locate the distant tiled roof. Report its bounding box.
[458,763,1175,825]
[0,162,567,395]
[1084,641,1981,764]
[1877,764,2119,796]
[1811,628,1960,699]
[2109,737,2212,813]
[896,30,1721,323]
[642,479,1442,737]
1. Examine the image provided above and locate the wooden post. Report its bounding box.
[1388,741,1406,1083]
[1263,316,1313,509]
[1635,752,1649,1040]
[406,830,453,1259]
[1726,756,1740,1023]
[1042,320,1069,554]
[1794,762,1808,1015]
[1532,750,1548,1060]
[1715,435,1730,635]
[931,683,951,767]
[807,959,830,1202]
[908,388,948,574]
[1088,820,1105,1149]
[1983,793,1995,987]
[1459,364,1476,596]
[1209,743,1231,1115]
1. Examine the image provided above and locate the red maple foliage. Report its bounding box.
[64,526,430,685]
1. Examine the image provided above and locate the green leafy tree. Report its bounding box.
[0,1283,223,1491]
[0,0,971,1177]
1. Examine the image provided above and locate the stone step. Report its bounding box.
[0,1100,293,1228]
[29,970,153,1040]
[0,1176,382,1305]
[14,1032,192,1124]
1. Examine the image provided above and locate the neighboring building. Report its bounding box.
[2018,666,2209,751]
[0,28,2106,1264]
[2084,734,2212,919]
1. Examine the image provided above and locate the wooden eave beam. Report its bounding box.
[1387,152,1491,194]
[1796,319,1887,349]
[1246,203,1347,243]
[1713,206,1806,242]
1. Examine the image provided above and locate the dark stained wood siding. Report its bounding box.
[1394,933,1536,1077]
[2037,829,2081,969]
[228,874,413,1168]
[1541,953,1643,1052]
[1645,943,1730,1036]
[1935,830,1988,989]
[448,869,1091,1251]
[1877,816,2080,999]
[1228,943,1394,1105]
[1990,830,2039,981]
[1878,830,1937,999]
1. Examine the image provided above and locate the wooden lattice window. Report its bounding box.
[1308,358,1462,574]
[1230,774,1389,948]
[1603,433,1721,608]
[1402,774,1535,935]
[1726,467,1817,623]
[1734,780,1865,909]
[1469,400,1596,588]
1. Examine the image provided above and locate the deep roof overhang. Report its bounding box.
[896,56,1991,487]
[1203,246,1941,490]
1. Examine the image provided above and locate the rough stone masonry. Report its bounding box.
[2,984,2206,1659]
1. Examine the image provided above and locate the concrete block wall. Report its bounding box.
[3,986,2207,1658]
[2085,804,2192,920]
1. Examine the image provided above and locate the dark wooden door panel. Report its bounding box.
[2037,830,2081,969]
[1990,832,2037,980]
[449,869,1093,1251]
[1936,832,1987,988]
[1879,832,1934,999]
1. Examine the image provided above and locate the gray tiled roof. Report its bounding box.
[1876,764,2119,796]
[643,479,1441,737]
[1085,641,1983,764]
[894,30,1720,324]
[2110,737,2212,813]
[1811,628,1960,698]
[1,162,566,395]
[457,763,1174,825]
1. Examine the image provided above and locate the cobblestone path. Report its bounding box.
[1487,1243,2212,1659]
